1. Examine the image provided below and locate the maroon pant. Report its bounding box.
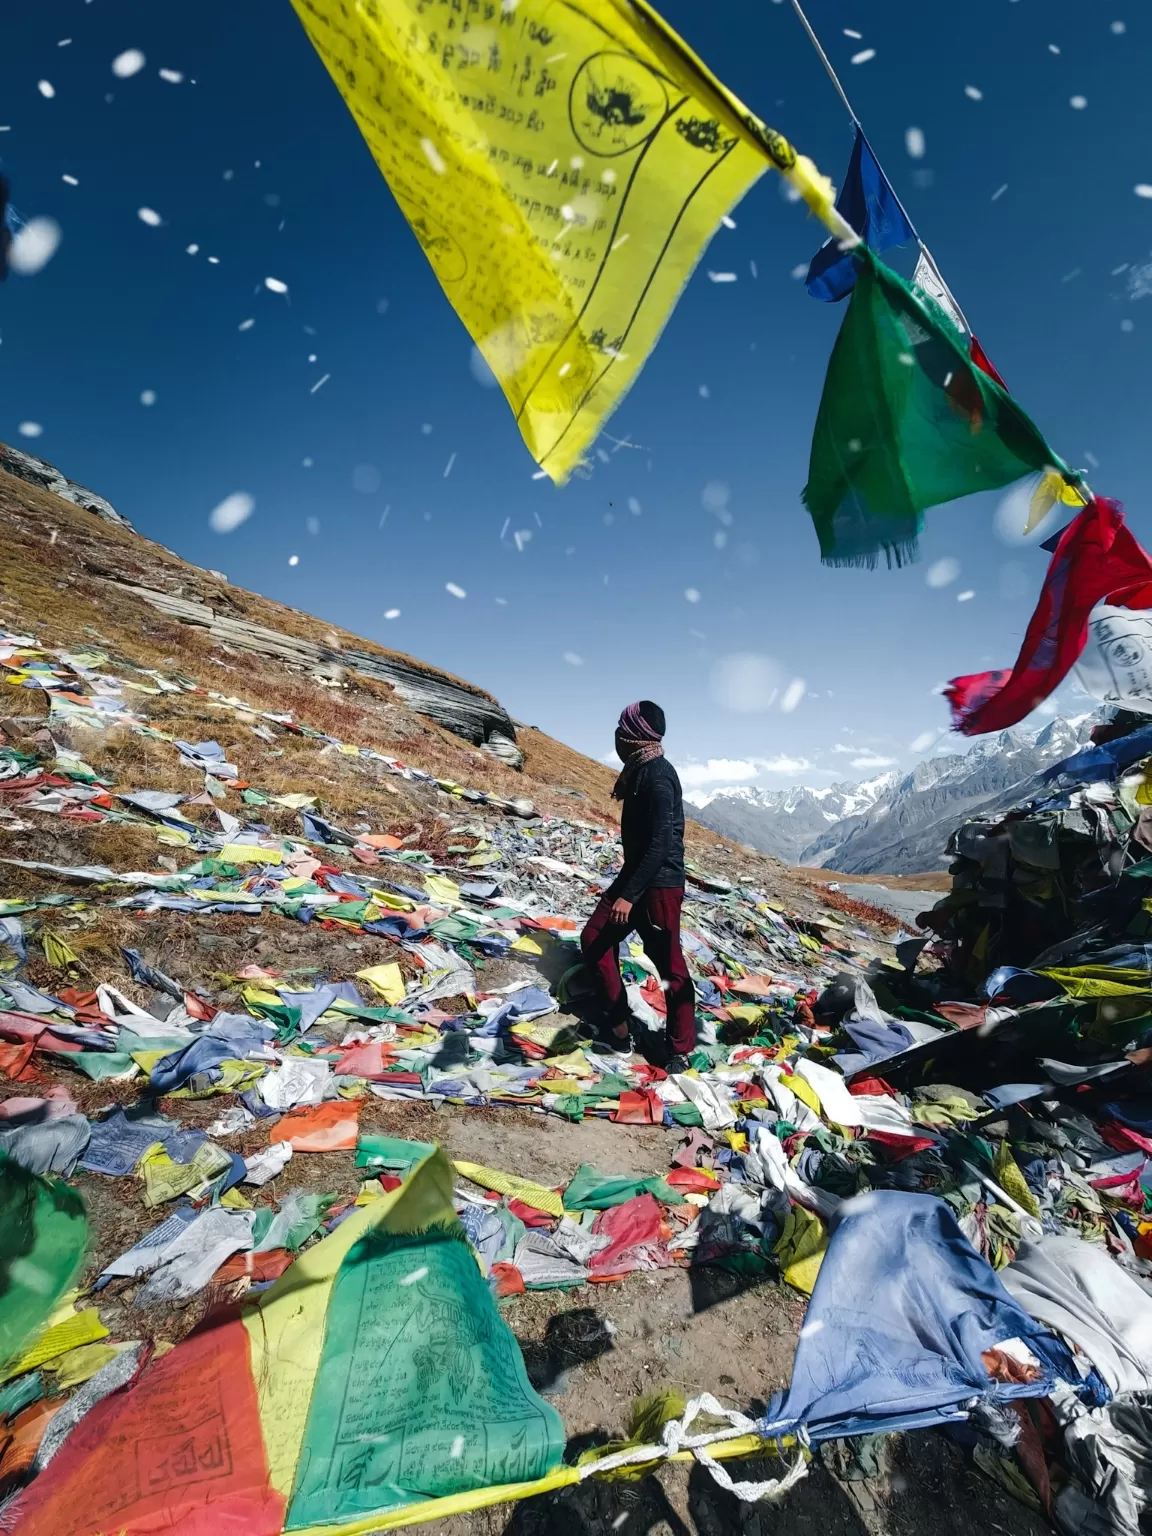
[580,886,696,1055]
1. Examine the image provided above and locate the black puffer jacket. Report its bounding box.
[613,756,685,902]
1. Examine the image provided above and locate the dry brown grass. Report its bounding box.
[817,888,901,933]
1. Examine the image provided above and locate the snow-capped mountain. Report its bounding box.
[687,716,1097,874]
[688,774,898,864]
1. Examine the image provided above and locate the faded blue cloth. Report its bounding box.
[833,1017,914,1073]
[475,986,555,1038]
[0,977,70,1014]
[1102,1100,1152,1136]
[121,947,184,999]
[362,916,424,941]
[79,1106,183,1176]
[200,1012,276,1050]
[1044,724,1152,783]
[759,1192,1106,1445]
[983,1083,1049,1110]
[325,874,369,897]
[458,1204,506,1269]
[982,966,1062,1004]
[0,917,26,964]
[807,128,916,302]
[467,934,512,957]
[277,982,361,1032]
[301,810,354,845]
[150,1034,245,1093]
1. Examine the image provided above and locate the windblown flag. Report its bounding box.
[803,247,1068,568]
[6,1149,565,1535]
[807,128,915,302]
[946,497,1152,735]
[290,0,842,482]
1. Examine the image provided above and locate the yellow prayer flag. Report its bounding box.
[1024,468,1088,536]
[290,0,843,481]
[424,874,462,908]
[3,1305,109,1382]
[220,843,284,865]
[42,931,79,969]
[356,961,407,1004]
[453,1159,564,1216]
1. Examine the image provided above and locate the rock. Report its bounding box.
[481,732,525,771]
[111,581,521,754]
[0,443,131,527]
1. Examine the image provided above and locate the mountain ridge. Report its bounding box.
[689,716,1097,874]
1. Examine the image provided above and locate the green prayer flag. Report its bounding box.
[0,1152,88,1376]
[803,248,1065,568]
[563,1163,684,1210]
[285,1151,563,1527]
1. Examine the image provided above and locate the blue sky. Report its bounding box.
[1,0,1149,797]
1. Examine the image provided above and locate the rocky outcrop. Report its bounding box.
[112,582,524,764]
[0,443,130,527]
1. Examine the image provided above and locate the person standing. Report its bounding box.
[580,700,696,1068]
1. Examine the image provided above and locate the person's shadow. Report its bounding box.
[517,1307,615,1394]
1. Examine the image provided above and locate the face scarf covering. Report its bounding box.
[613,702,664,800]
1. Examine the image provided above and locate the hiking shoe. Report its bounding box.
[599,1026,633,1055]
[666,1052,692,1074]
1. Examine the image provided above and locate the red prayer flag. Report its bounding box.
[968,335,1007,391]
[946,498,1152,735]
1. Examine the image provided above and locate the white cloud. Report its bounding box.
[677,758,761,789]
[851,752,898,769]
[677,754,811,789]
[832,743,855,754]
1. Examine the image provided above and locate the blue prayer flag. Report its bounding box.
[806,128,916,302]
